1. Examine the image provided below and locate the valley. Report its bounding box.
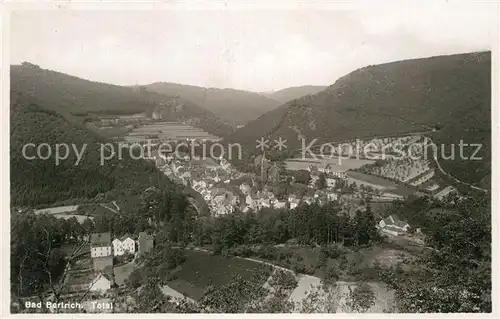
[10,47,492,314]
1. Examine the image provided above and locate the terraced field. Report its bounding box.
[125,122,221,143]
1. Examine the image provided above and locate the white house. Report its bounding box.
[273,201,287,209]
[90,233,112,258]
[379,215,410,236]
[326,178,336,188]
[112,234,136,256]
[260,199,271,208]
[89,272,112,293]
[289,199,300,209]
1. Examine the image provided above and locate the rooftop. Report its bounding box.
[90,232,111,246]
[383,215,409,228]
[139,232,154,241]
[119,233,133,241]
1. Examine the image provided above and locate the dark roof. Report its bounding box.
[90,232,111,246]
[138,232,154,241]
[93,267,114,283]
[119,233,133,241]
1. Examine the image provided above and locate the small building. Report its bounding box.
[90,232,112,258]
[273,200,287,209]
[112,234,136,256]
[379,215,410,236]
[138,232,154,255]
[89,269,113,293]
[327,192,338,201]
[434,186,458,201]
[290,198,301,209]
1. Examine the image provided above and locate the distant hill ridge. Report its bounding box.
[145,82,282,126]
[11,63,234,137]
[260,85,327,104]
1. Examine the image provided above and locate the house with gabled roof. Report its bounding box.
[379,215,410,236]
[90,232,112,258]
[112,234,136,256]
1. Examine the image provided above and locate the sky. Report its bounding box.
[10,3,498,92]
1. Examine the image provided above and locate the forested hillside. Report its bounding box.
[145,82,281,126]
[11,63,233,137]
[10,91,179,206]
[228,52,491,187]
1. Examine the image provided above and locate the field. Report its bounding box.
[77,204,118,218]
[285,157,374,172]
[33,205,93,223]
[34,205,79,215]
[125,122,221,143]
[346,171,416,196]
[166,249,265,300]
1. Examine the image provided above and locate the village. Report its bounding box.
[150,145,420,240]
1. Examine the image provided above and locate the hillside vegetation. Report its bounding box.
[228,52,491,187]
[145,82,281,126]
[11,63,233,137]
[10,91,180,207]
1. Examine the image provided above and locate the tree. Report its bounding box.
[10,213,88,313]
[387,194,491,313]
[300,283,343,313]
[353,207,377,245]
[346,283,376,313]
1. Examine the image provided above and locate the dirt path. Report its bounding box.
[100,203,119,213]
[424,136,487,192]
[237,256,394,313]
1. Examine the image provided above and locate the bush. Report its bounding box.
[166,249,186,269]
[269,270,298,291]
[256,245,278,260]
[292,262,306,274]
[338,256,348,270]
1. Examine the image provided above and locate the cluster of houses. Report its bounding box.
[73,232,154,294]
[151,150,348,216]
[153,153,248,216]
